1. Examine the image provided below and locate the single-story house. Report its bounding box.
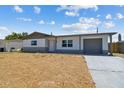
[0,32,117,55]
[0,39,6,52]
[0,39,23,52]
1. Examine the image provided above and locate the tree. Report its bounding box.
[118,33,122,42]
[5,32,28,40]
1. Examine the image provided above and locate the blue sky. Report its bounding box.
[0,5,124,41]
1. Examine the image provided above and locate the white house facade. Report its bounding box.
[0,32,117,55]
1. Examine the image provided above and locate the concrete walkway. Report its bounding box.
[84,55,124,88]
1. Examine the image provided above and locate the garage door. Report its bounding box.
[84,38,102,54]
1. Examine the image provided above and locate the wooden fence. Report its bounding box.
[109,41,124,53]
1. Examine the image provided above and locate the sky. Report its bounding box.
[0,5,124,42]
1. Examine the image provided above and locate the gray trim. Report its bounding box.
[109,35,113,55]
[55,37,57,51]
[55,49,108,55]
[55,49,83,54]
[79,35,81,50]
[22,47,48,53]
[102,50,108,55]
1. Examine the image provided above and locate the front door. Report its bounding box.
[49,40,55,52]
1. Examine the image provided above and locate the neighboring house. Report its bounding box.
[0,39,6,52]
[5,40,23,52]
[0,39,23,52]
[0,32,117,55]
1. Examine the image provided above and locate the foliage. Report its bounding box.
[5,32,28,40]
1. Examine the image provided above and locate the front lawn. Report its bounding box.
[0,52,95,88]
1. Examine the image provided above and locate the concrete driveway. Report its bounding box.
[84,55,124,88]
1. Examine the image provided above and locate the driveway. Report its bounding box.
[84,55,124,88]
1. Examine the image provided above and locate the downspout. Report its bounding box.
[55,36,57,52]
[79,35,81,53]
[109,34,113,56]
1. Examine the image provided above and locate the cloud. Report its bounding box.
[34,6,41,14]
[0,26,9,32]
[106,14,112,20]
[38,20,45,24]
[17,18,32,22]
[14,5,23,13]
[57,5,98,12]
[97,14,100,17]
[38,20,55,25]
[62,23,83,31]
[0,26,11,39]
[65,11,79,17]
[57,5,98,17]
[119,5,124,7]
[79,17,101,27]
[62,23,97,33]
[116,13,124,19]
[104,21,115,29]
[48,21,55,25]
[62,17,101,33]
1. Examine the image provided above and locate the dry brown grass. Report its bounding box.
[0,52,95,88]
[113,53,124,58]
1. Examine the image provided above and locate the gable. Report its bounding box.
[25,32,54,39]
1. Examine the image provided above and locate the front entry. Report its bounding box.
[49,40,55,52]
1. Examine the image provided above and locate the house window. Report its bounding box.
[62,40,73,47]
[11,47,15,50]
[31,40,37,46]
[68,40,73,47]
[62,40,67,47]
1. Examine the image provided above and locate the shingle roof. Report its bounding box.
[25,32,117,39]
[25,32,54,39]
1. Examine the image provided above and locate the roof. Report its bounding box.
[56,32,117,37]
[24,32,117,39]
[25,32,54,39]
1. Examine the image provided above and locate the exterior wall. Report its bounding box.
[56,36,80,50]
[23,39,46,47]
[22,39,48,52]
[22,47,48,52]
[55,35,109,54]
[5,41,23,52]
[0,40,6,48]
[81,35,109,54]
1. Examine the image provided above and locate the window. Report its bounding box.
[68,40,73,47]
[10,47,15,52]
[11,47,15,50]
[62,40,67,47]
[31,40,37,46]
[62,40,73,47]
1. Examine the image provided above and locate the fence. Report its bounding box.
[109,41,124,53]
